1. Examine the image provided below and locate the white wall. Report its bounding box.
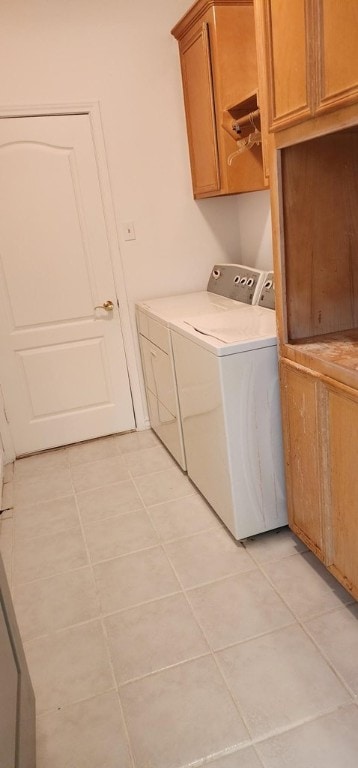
[0,0,272,431]
[236,190,273,271]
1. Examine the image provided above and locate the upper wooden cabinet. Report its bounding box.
[171,0,267,198]
[258,0,358,132]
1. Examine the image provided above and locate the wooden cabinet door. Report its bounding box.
[265,0,313,131]
[280,361,324,558]
[179,22,220,196]
[316,0,358,116]
[327,383,358,597]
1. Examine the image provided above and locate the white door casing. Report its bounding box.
[0,113,135,455]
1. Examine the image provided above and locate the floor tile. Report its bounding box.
[84,509,159,563]
[105,593,209,684]
[148,493,220,541]
[13,567,100,641]
[263,551,352,620]
[70,455,129,493]
[165,528,257,588]
[120,655,249,768]
[14,449,68,479]
[36,691,132,768]
[134,466,193,506]
[13,528,88,585]
[243,527,307,563]
[24,620,114,714]
[305,604,358,694]
[77,480,143,525]
[187,570,295,650]
[93,546,180,614]
[14,496,79,540]
[115,429,158,453]
[123,444,173,477]
[14,467,73,506]
[66,435,118,466]
[217,624,350,739]
[256,704,358,768]
[207,748,264,768]
[66,435,119,466]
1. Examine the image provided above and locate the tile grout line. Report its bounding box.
[158,535,256,749]
[248,553,358,703]
[11,440,358,766]
[71,472,137,768]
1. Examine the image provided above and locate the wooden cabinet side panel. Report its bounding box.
[328,385,358,595]
[280,361,324,556]
[316,0,358,115]
[266,0,312,130]
[179,22,220,195]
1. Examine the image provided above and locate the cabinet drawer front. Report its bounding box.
[146,389,185,470]
[137,312,170,354]
[139,335,177,416]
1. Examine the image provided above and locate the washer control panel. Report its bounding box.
[259,271,275,309]
[207,263,266,305]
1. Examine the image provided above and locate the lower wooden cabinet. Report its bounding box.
[327,382,358,596]
[280,360,324,559]
[280,358,358,599]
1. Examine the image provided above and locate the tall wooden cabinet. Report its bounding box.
[172,0,267,197]
[259,0,358,132]
[255,0,358,598]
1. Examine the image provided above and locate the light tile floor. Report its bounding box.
[1,430,358,768]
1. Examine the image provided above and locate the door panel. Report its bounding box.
[0,114,134,455]
[180,22,220,195]
[280,361,324,558]
[266,0,312,130]
[328,384,358,593]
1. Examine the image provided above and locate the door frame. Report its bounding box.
[0,101,147,461]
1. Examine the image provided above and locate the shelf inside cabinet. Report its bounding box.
[222,92,260,143]
[283,329,358,390]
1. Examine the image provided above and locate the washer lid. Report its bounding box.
[136,291,238,325]
[171,305,277,355]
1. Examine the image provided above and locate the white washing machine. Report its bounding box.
[136,264,267,471]
[170,294,287,539]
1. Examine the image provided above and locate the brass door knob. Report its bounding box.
[94,300,114,312]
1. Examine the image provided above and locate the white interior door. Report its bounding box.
[0,114,135,456]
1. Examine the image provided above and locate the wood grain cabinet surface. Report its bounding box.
[280,360,324,560]
[171,0,267,197]
[280,361,358,601]
[257,1,358,597]
[258,0,358,133]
